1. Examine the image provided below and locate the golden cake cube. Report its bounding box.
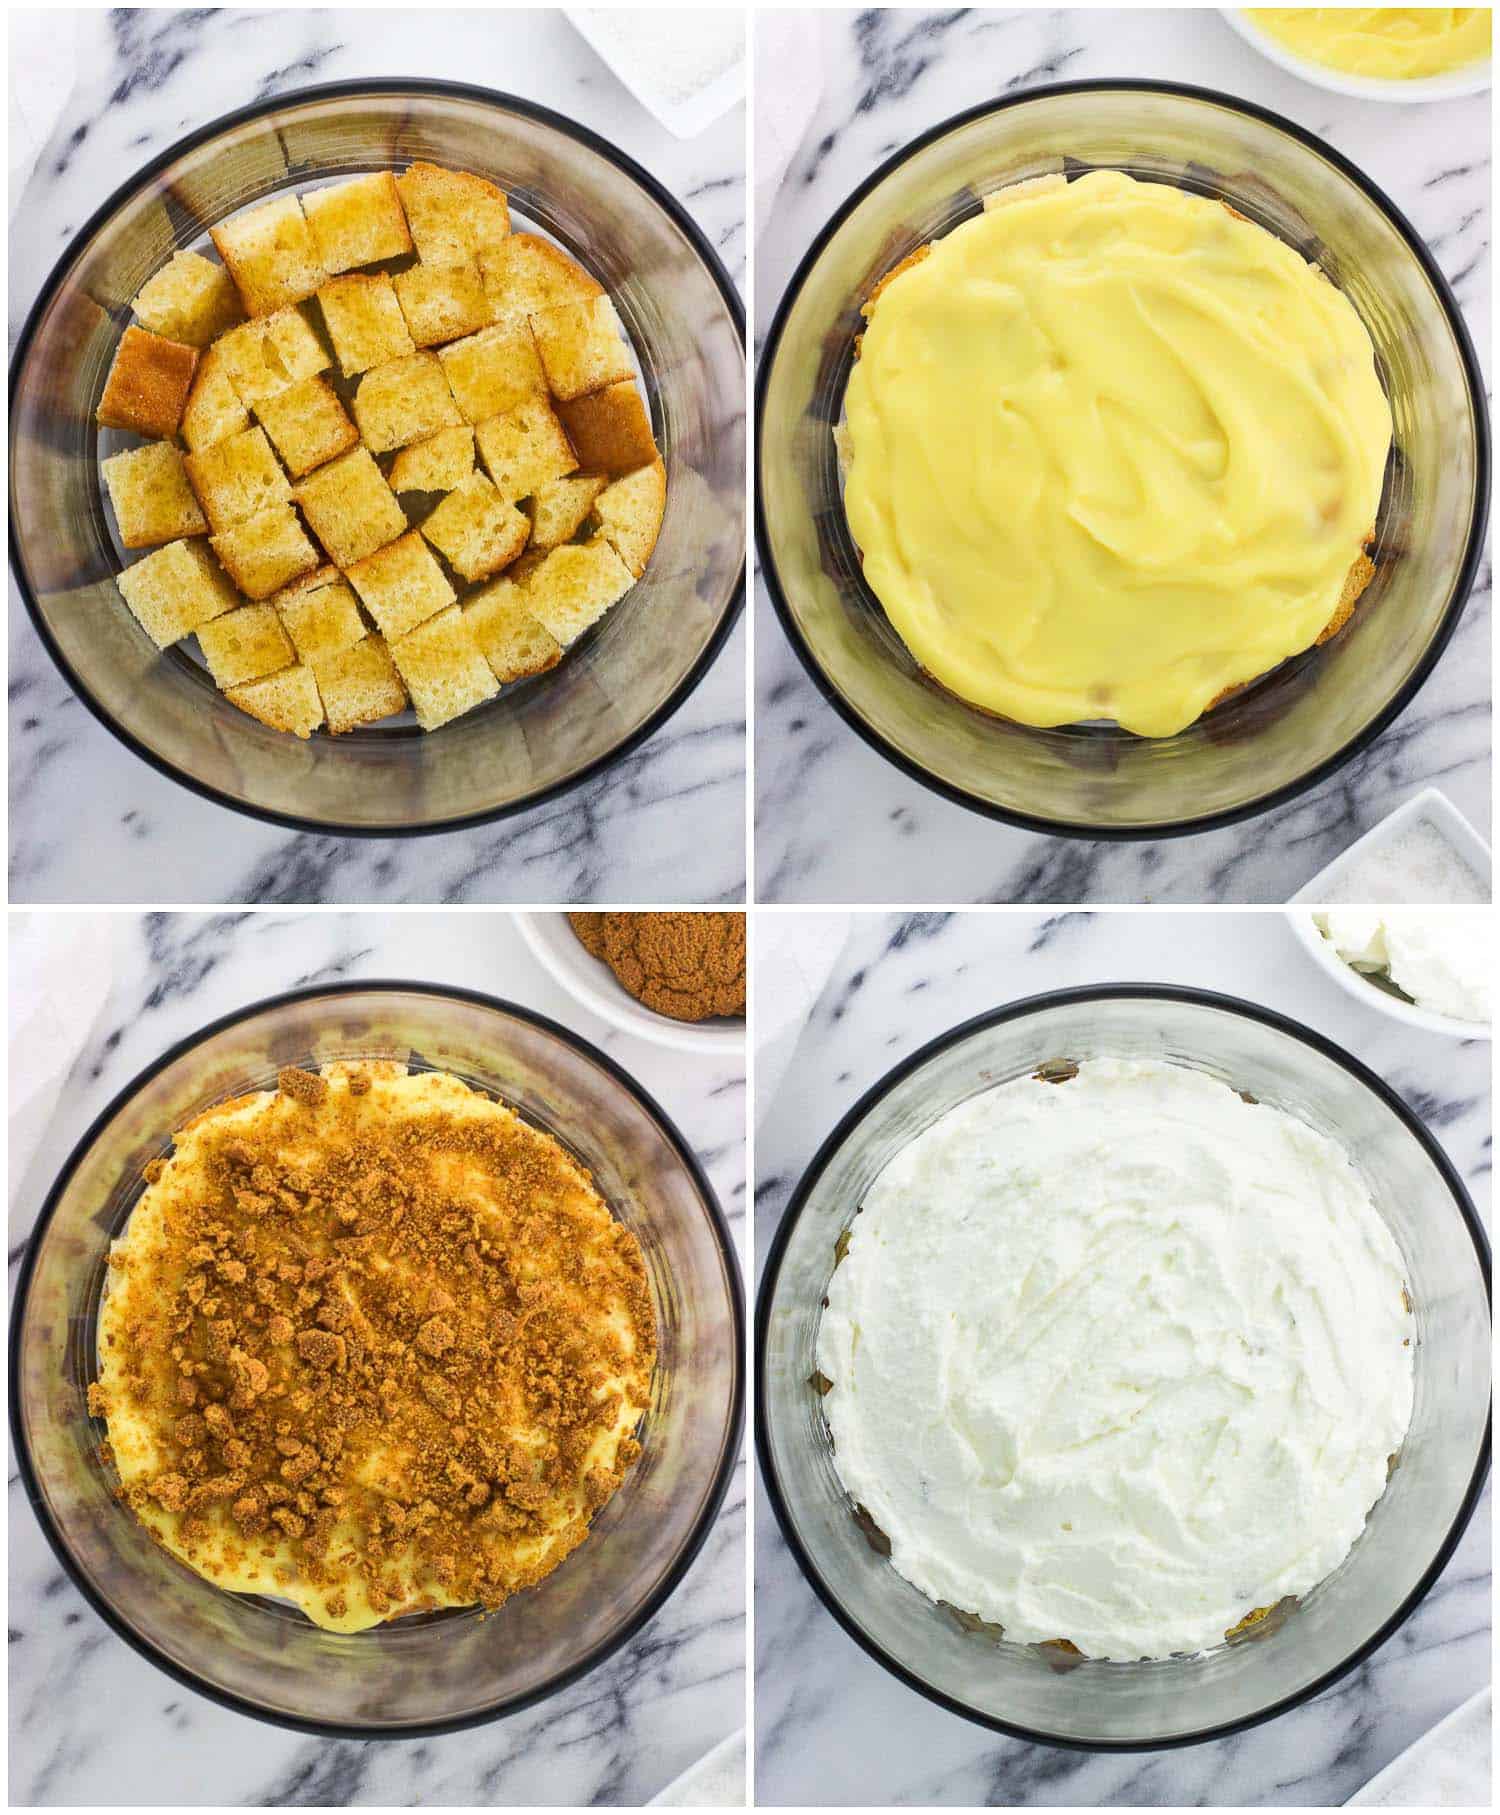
[312,634,408,732]
[419,472,530,583]
[215,307,329,407]
[390,604,499,730]
[388,425,475,494]
[211,193,329,315]
[131,249,244,346]
[185,426,292,532]
[396,161,510,267]
[273,566,367,663]
[96,326,198,439]
[352,351,463,453]
[557,381,658,476]
[225,662,325,737]
[437,323,545,424]
[180,343,252,453]
[528,474,607,551]
[302,171,412,274]
[210,503,321,600]
[474,398,577,501]
[463,575,563,683]
[115,539,241,647]
[253,375,359,478]
[393,261,493,348]
[594,458,666,578]
[102,443,209,548]
[292,445,407,567]
[344,529,456,640]
[480,232,602,327]
[197,602,296,687]
[523,537,634,646]
[316,272,415,377]
[530,296,634,402]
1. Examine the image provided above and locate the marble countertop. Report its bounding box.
[754,7,1492,904]
[8,909,745,1806]
[9,8,746,906]
[754,909,1491,1806]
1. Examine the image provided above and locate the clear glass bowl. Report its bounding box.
[11,984,743,1736]
[757,986,1490,1748]
[10,81,745,835]
[756,82,1489,838]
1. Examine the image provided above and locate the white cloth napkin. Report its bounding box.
[753,11,823,244]
[754,914,850,1128]
[1348,1688,1491,1806]
[9,11,79,216]
[648,1728,744,1807]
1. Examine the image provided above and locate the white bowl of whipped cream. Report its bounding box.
[1291,908,1492,1040]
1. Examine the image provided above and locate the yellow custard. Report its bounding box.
[842,170,1391,737]
[1248,9,1491,79]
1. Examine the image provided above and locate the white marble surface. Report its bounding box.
[754,909,1491,1806]
[8,8,746,906]
[8,910,745,1807]
[754,8,1492,904]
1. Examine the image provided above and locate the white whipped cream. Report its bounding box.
[817,1058,1413,1661]
[1315,909,1492,1024]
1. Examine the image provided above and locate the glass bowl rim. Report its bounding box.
[754,980,1492,1751]
[9,76,747,841]
[10,977,747,1739]
[754,78,1491,842]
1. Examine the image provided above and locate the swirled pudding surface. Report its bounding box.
[1248,9,1491,78]
[816,1058,1414,1661]
[842,170,1392,738]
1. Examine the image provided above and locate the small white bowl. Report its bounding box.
[520,913,745,1055]
[1289,787,1492,904]
[1287,909,1492,1041]
[1223,10,1492,103]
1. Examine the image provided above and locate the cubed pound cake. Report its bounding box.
[388,426,475,494]
[131,250,244,347]
[311,635,409,733]
[211,194,329,315]
[293,447,406,568]
[225,663,326,737]
[474,398,577,502]
[197,603,296,688]
[343,530,456,641]
[253,375,359,479]
[396,162,510,267]
[102,443,208,548]
[393,262,492,348]
[317,272,416,377]
[521,539,634,647]
[272,567,366,664]
[419,473,530,583]
[437,324,545,424]
[390,605,499,730]
[116,539,241,648]
[97,327,198,439]
[353,352,463,453]
[529,475,607,551]
[464,575,563,684]
[185,427,293,532]
[211,504,321,601]
[301,172,412,274]
[215,308,329,406]
[594,459,666,578]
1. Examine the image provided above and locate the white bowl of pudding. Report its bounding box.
[1224,9,1492,102]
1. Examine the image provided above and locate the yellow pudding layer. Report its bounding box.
[842,169,1392,738]
[1248,9,1491,79]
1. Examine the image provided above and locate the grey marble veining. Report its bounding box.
[754,909,1491,1806]
[754,8,1492,904]
[9,910,745,1807]
[9,8,746,906]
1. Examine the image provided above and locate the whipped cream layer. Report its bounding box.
[817,1058,1414,1661]
[1316,908,1492,1023]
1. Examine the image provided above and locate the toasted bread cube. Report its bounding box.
[116,539,241,647]
[211,194,328,315]
[215,308,329,407]
[393,261,492,348]
[344,529,455,640]
[437,324,544,425]
[273,565,366,662]
[302,172,412,274]
[419,473,530,583]
[185,426,292,531]
[316,272,415,377]
[474,398,577,502]
[253,375,359,478]
[523,537,634,646]
[388,426,475,494]
[312,635,408,732]
[480,233,602,327]
[293,446,407,566]
[97,326,197,438]
[132,250,244,346]
[557,382,658,476]
[352,351,462,453]
[180,343,252,452]
[396,162,510,267]
[463,576,563,683]
[529,474,607,550]
[390,604,499,730]
[102,443,209,549]
[211,504,320,600]
[225,663,324,737]
[197,603,296,687]
[595,458,666,578]
[531,297,634,403]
